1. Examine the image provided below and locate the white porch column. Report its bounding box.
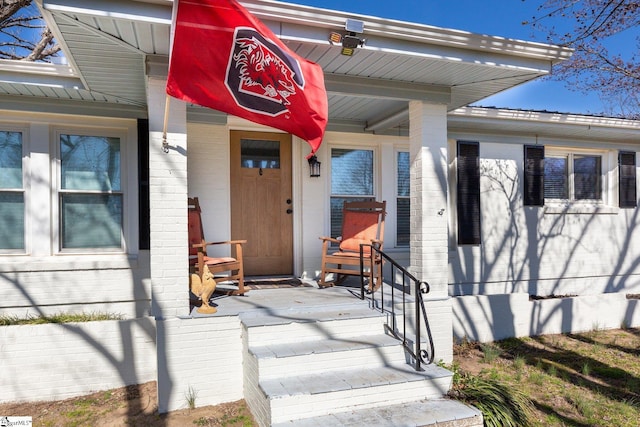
[409,101,453,362]
[147,76,190,413]
[147,77,188,319]
[146,76,244,414]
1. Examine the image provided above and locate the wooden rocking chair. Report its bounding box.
[318,200,386,291]
[188,197,246,296]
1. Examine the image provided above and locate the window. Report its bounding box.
[457,141,481,245]
[0,130,25,251]
[330,148,374,238]
[58,133,123,250]
[397,151,410,246]
[524,146,636,209]
[545,150,602,201]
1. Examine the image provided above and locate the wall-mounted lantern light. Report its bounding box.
[308,155,321,177]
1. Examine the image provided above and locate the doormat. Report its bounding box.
[244,277,311,290]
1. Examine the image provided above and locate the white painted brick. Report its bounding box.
[0,319,157,404]
[156,317,244,413]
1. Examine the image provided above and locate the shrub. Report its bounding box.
[448,366,534,427]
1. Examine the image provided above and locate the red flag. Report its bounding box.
[166,0,328,155]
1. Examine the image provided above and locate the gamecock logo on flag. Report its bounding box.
[227,28,303,117]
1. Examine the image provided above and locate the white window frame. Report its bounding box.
[544,147,613,207]
[0,125,29,254]
[52,127,129,254]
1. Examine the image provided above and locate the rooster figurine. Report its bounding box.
[190,264,217,314]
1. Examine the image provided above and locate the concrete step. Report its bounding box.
[239,292,462,427]
[271,398,483,427]
[262,363,453,424]
[241,307,387,347]
[249,333,406,379]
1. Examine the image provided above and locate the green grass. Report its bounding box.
[0,312,123,325]
[480,343,501,363]
[185,385,198,410]
[453,328,640,427]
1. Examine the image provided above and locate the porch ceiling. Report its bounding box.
[1,0,572,132]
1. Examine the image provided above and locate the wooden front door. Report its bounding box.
[230,131,293,275]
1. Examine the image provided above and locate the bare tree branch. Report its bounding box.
[529,0,640,118]
[0,0,61,62]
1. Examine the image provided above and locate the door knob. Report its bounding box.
[286,208,293,214]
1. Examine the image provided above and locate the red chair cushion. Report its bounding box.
[339,211,380,254]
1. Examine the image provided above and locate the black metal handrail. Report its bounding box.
[359,243,435,371]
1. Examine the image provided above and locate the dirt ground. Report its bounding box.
[0,381,254,426]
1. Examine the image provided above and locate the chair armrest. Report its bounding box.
[191,240,247,252]
[193,240,246,262]
[319,236,340,244]
[204,240,247,246]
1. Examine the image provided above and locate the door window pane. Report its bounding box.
[240,139,280,169]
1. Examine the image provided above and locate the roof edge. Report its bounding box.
[451,106,640,130]
[241,0,573,62]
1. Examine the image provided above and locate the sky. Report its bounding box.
[291,0,626,116]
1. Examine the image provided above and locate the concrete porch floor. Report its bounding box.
[188,278,406,319]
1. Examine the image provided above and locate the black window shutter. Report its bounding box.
[457,141,481,245]
[138,119,150,250]
[619,151,637,208]
[524,145,545,206]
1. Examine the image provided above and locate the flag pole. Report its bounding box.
[162,95,170,153]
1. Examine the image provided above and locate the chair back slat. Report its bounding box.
[188,197,205,257]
